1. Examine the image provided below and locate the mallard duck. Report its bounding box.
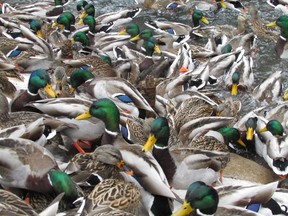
[247,4,279,42]
[69,69,155,117]
[65,145,129,185]
[144,20,193,35]
[267,15,288,58]
[142,117,230,188]
[252,70,282,105]
[78,3,142,29]
[172,181,219,215]
[0,138,79,200]
[0,189,38,215]
[25,97,92,118]
[13,0,70,18]
[190,8,210,27]
[63,56,117,77]
[255,116,288,177]
[224,54,254,96]
[0,76,16,98]
[50,66,72,97]
[75,98,175,200]
[10,69,57,112]
[138,0,185,10]
[52,11,76,37]
[83,178,141,215]
[172,180,280,215]
[187,0,226,12]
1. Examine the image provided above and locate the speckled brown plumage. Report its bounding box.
[85,179,140,215]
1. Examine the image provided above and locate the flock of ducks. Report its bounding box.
[0,0,288,215]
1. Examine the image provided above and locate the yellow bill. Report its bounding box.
[79,11,87,19]
[130,34,141,41]
[283,92,288,100]
[246,127,254,140]
[44,84,57,98]
[201,16,209,25]
[231,83,238,96]
[118,28,127,35]
[266,21,277,27]
[154,44,161,53]
[237,139,246,148]
[220,0,227,9]
[259,126,268,133]
[75,110,92,120]
[76,19,84,25]
[142,134,157,152]
[52,21,58,28]
[36,30,43,39]
[172,200,193,216]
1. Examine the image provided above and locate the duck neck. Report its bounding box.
[152,142,176,184]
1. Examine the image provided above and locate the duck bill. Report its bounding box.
[59,24,65,30]
[52,21,58,28]
[71,38,75,43]
[266,21,277,27]
[79,11,87,19]
[201,16,209,25]
[44,84,57,98]
[246,128,254,140]
[75,110,92,120]
[76,19,84,25]
[154,44,161,53]
[231,83,238,96]
[283,92,288,100]
[220,0,227,9]
[36,30,43,39]
[142,134,157,152]
[118,28,127,35]
[130,34,141,41]
[259,126,268,133]
[172,200,193,216]
[237,139,246,148]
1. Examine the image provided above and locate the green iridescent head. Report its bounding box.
[142,37,161,56]
[259,119,284,136]
[76,98,120,132]
[83,15,96,33]
[28,69,57,97]
[221,44,232,54]
[80,4,95,18]
[191,8,209,27]
[72,31,91,46]
[53,12,75,31]
[69,69,94,89]
[218,127,246,147]
[143,117,170,152]
[119,23,140,38]
[172,181,219,216]
[48,170,78,201]
[130,29,154,41]
[76,0,88,11]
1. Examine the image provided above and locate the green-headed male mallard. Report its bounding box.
[69,70,155,117]
[142,117,230,188]
[190,8,209,27]
[0,138,79,202]
[172,181,219,216]
[75,98,176,202]
[267,15,288,58]
[10,69,57,112]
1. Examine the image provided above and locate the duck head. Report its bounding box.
[48,169,78,202]
[76,98,121,133]
[143,117,170,152]
[259,119,284,136]
[28,69,57,97]
[172,181,219,216]
[69,69,94,90]
[190,8,209,27]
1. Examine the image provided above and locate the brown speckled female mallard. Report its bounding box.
[83,178,141,215]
